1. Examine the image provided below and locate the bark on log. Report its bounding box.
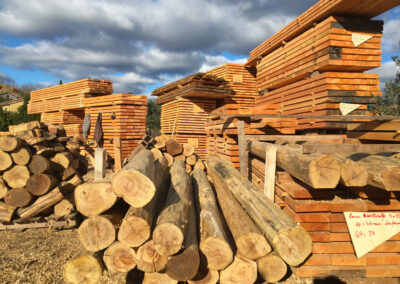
[175,155,185,162]
[186,155,197,166]
[29,155,51,174]
[207,155,312,266]
[54,199,74,217]
[51,152,73,171]
[136,240,168,273]
[166,187,200,281]
[192,168,233,270]
[9,121,42,134]
[26,174,58,196]
[151,148,163,160]
[11,147,32,165]
[153,160,190,256]
[0,177,7,199]
[219,255,257,284]
[63,255,103,284]
[0,150,13,171]
[103,241,137,273]
[154,136,166,149]
[3,165,30,188]
[75,182,117,217]
[0,201,15,222]
[17,187,63,219]
[166,138,183,156]
[194,160,205,171]
[257,252,287,283]
[163,153,174,167]
[249,141,340,189]
[183,143,195,157]
[0,136,21,152]
[334,154,368,187]
[143,272,177,284]
[61,167,76,181]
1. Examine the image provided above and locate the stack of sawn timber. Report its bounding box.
[0,121,84,226]
[347,120,400,142]
[41,110,85,137]
[249,141,400,278]
[65,147,313,284]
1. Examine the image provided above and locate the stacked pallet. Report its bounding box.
[28,79,113,114]
[347,120,400,142]
[83,94,147,160]
[206,64,258,108]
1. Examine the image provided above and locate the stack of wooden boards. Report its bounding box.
[41,110,85,137]
[347,120,400,142]
[65,149,312,284]
[0,121,84,228]
[83,94,147,160]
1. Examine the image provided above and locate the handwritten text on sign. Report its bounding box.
[344,212,400,258]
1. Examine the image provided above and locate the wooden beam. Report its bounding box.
[94,148,106,181]
[246,135,344,143]
[237,121,248,177]
[302,143,400,154]
[264,145,277,201]
[210,114,400,121]
[114,137,122,171]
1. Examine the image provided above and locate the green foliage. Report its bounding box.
[147,99,161,136]
[0,95,40,131]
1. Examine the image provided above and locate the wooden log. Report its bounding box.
[151,148,163,160]
[0,177,7,199]
[17,187,63,219]
[54,199,74,217]
[112,150,156,207]
[66,141,80,155]
[103,241,137,273]
[143,272,177,284]
[219,255,257,284]
[188,253,219,284]
[61,167,76,181]
[0,201,15,222]
[26,174,58,196]
[183,143,195,157]
[63,255,103,284]
[136,240,168,273]
[334,154,368,187]
[153,160,190,256]
[11,147,32,165]
[0,136,21,152]
[192,168,233,270]
[9,121,42,134]
[51,152,73,171]
[60,173,83,194]
[256,252,287,283]
[163,153,174,167]
[4,188,32,207]
[194,160,205,171]
[154,136,166,149]
[175,155,186,162]
[166,186,200,281]
[118,156,169,247]
[165,138,183,156]
[186,164,193,173]
[29,155,51,174]
[186,154,197,166]
[75,182,117,217]
[207,155,312,266]
[3,165,30,188]
[0,150,13,171]
[249,141,340,188]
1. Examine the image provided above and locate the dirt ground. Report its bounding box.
[0,228,399,284]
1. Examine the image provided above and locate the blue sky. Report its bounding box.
[0,1,398,95]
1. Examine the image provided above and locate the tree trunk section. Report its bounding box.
[54,199,74,217]
[207,155,312,267]
[60,173,83,194]
[166,138,183,156]
[0,177,7,199]
[0,150,13,171]
[192,168,233,270]
[136,240,168,273]
[11,147,32,166]
[249,141,340,189]
[3,165,30,188]
[153,160,190,256]
[219,255,257,284]
[17,187,63,219]
[186,155,197,166]
[194,160,205,171]
[103,241,137,273]
[151,148,163,160]
[163,153,174,167]
[0,136,21,152]
[61,167,76,181]
[183,143,194,157]
[75,182,117,217]
[26,174,58,196]
[29,155,51,174]
[257,252,287,283]
[0,201,15,222]
[143,272,177,284]
[51,152,73,172]
[63,255,103,284]
[4,188,32,207]
[154,136,166,149]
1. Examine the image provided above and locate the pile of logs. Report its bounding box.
[0,121,85,224]
[65,141,313,284]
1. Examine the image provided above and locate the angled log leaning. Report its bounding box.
[136,240,168,273]
[257,252,287,283]
[3,165,30,188]
[0,150,13,171]
[192,168,233,270]
[249,141,340,188]
[103,241,137,273]
[63,255,103,284]
[0,136,21,152]
[207,155,312,266]
[153,160,190,256]
[75,182,117,217]
[219,255,258,284]
[11,146,32,166]
[0,201,15,222]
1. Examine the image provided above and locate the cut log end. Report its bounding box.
[11,147,31,165]
[143,272,178,284]
[340,159,368,187]
[0,136,21,152]
[75,183,117,217]
[200,238,233,270]
[64,255,102,284]
[237,232,271,260]
[118,216,151,248]
[4,188,32,208]
[163,153,174,167]
[137,240,168,273]
[26,174,58,196]
[77,216,116,252]
[3,165,30,189]
[382,167,400,191]
[309,154,340,188]
[257,254,287,283]
[220,255,257,284]
[166,248,200,281]
[0,150,13,171]
[153,223,184,256]
[103,242,137,274]
[188,269,219,284]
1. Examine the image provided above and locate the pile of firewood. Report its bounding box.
[65,138,312,284]
[0,121,85,225]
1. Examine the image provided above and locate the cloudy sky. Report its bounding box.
[0,0,399,95]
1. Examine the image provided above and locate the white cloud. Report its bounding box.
[382,19,400,53]
[369,60,399,90]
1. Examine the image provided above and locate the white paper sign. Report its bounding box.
[340,102,360,115]
[352,33,373,47]
[344,212,400,258]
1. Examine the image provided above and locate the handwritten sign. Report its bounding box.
[352,33,373,47]
[344,212,400,258]
[340,102,360,115]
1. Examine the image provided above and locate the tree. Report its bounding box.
[146,99,161,136]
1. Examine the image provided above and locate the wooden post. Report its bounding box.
[237,120,248,177]
[94,148,106,181]
[264,145,277,201]
[114,137,122,171]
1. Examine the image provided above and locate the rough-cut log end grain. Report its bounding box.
[103,242,137,274]
[11,147,32,165]
[51,152,73,172]
[153,223,184,256]
[64,255,102,284]
[200,238,233,270]
[111,169,155,207]
[77,216,116,252]
[29,155,51,174]
[166,138,183,156]
[0,136,21,152]
[154,136,166,149]
[143,272,178,284]
[186,155,197,166]
[339,159,368,187]
[272,226,312,267]
[194,160,205,170]
[309,154,340,188]
[151,148,163,160]
[237,232,271,260]
[186,164,193,173]
[3,165,30,188]
[163,153,174,167]
[136,240,168,273]
[183,143,195,157]
[166,248,200,281]
[382,167,400,191]
[0,178,7,199]
[26,174,58,196]
[257,253,287,283]
[0,201,15,222]
[4,188,32,207]
[75,183,117,217]
[188,270,219,284]
[220,255,257,284]
[118,215,150,248]
[54,199,74,217]
[0,150,13,171]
